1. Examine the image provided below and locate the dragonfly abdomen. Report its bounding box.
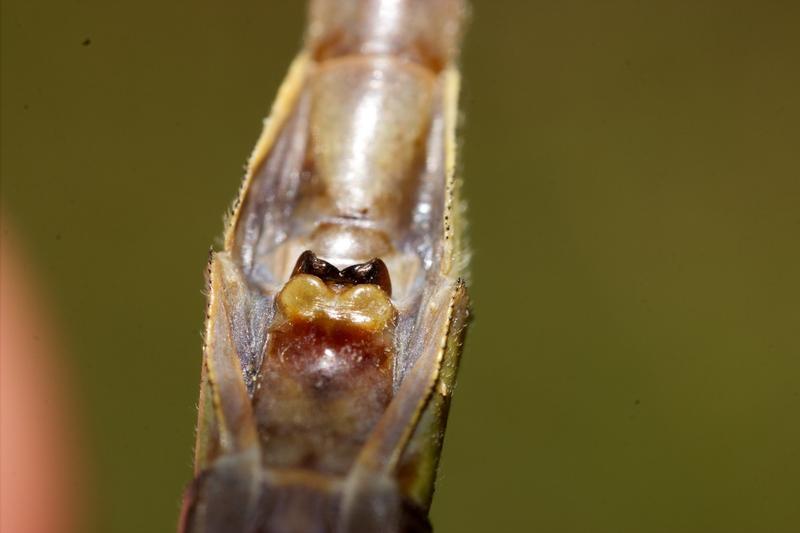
[182,1,469,531]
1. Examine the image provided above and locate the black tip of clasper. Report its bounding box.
[291,250,392,296]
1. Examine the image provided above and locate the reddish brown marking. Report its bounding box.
[254,317,395,474]
[266,319,393,391]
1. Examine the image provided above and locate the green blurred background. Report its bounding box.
[2,1,799,531]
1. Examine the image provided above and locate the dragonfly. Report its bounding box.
[179,1,471,531]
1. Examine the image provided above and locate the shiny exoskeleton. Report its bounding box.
[181,2,470,532]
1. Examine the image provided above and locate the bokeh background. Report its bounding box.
[2,1,799,532]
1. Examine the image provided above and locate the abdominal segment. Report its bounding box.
[253,271,397,475]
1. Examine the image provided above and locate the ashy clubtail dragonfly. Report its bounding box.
[180,1,470,531]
